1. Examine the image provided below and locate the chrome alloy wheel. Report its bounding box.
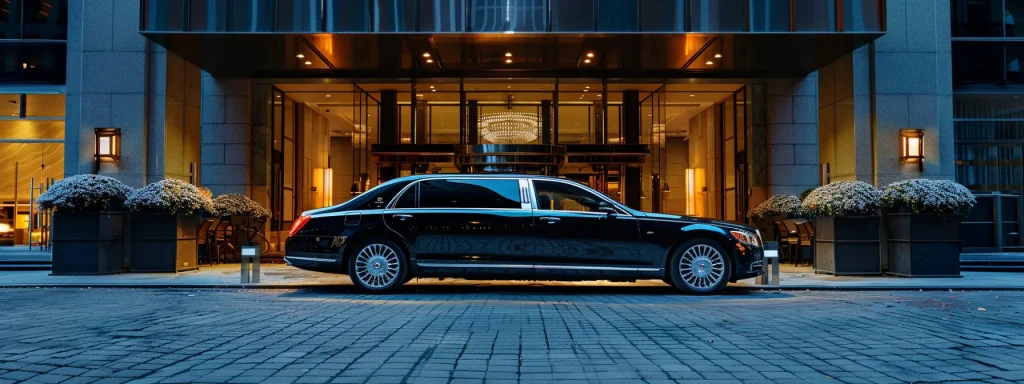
[679,244,726,292]
[353,243,401,289]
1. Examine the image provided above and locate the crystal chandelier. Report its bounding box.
[479,111,539,144]
[652,123,665,147]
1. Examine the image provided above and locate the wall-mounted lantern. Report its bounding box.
[899,129,924,171]
[94,128,121,173]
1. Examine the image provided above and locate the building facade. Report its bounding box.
[0,0,975,250]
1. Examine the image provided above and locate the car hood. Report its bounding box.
[642,212,757,232]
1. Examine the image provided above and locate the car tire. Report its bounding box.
[347,238,408,293]
[668,239,732,294]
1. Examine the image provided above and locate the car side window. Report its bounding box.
[393,184,417,208]
[418,179,522,209]
[533,180,610,213]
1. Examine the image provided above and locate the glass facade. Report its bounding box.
[142,0,883,33]
[0,0,67,84]
[952,1,1024,195]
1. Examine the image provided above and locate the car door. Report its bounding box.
[384,178,534,270]
[531,179,645,268]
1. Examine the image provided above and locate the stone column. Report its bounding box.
[200,73,252,197]
[873,0,954,185]
[767,74,820,197]
[818,47,874,184]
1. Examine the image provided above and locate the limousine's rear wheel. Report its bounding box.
[669,239,731,294]
[349,239,407,293]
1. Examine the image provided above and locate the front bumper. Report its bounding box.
[733,245,764,280]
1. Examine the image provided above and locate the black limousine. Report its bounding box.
[285,175,763,294]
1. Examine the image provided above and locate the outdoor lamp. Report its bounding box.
[899,129,924,171]
[94,128,121,173]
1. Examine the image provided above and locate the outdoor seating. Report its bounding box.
[197,218,218,265]
[775,221,798,263]
[211,219,235,264]
[790,219,815,266]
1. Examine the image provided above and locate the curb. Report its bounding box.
[0,284,1022,291]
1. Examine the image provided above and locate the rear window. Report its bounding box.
[418,179,522,209]
[324,180,410,212]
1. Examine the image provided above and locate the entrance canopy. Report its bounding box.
[144,33,880,79]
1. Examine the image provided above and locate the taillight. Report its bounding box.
[289,215,311,237]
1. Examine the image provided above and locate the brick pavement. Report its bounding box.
[0,286,1023,383]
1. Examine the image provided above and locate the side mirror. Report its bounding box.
[598,206,618,216]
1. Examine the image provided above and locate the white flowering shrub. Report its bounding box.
[747,194,803,220]
[882,179,976,216]
[211,194,271,220]
[197,186,213,200]
[124,179,214,215]
[801,181,882,217]
[36,174,133,212]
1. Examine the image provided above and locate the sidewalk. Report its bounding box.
[0,263,1022,290]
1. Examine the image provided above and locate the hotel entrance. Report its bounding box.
[265,78,754,245]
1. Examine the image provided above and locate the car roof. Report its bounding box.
[394,174,569,182]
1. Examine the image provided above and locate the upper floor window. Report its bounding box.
[0,0,67,40]
[418,179,522,209]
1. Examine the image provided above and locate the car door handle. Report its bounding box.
[539,217,560,224]
[392,214,413,221]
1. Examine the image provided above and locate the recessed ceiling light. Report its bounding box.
[296,53,305,59]
[430,85,435,88]
[304,61,313,65]
[584,59,591,64]
[416,94,424,97]
[276,95,281,98]
[505,52,513,57]
[586,52,595,58]
[325,94,331,98]
[426,59,434,63]
[507,85,511,89]
[583,89,588,92]
[714,53,722,58]
[597,94,602,97]
[505,59,512,64]
[690,94,696,97]
[706,60,713,65]
[423,52,431,58]
[585,86,590,89]
[431,89,436,92]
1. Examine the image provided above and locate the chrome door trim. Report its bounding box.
[386,176,531,211]
[415,262,661,272]
[285,256,338,263]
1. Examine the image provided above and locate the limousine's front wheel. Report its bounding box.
[348,239,407,293]
[668,239,732,294]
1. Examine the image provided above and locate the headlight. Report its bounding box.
[730,230,759,246]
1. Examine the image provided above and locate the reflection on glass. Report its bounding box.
[189,0,227,31]
[598,0,637,32]
[278,0,322,32]
[640,0,683,32]
[751,0,789,32]
[688,0,746,32]
[551,0,594,31]
[327,0,369,31]
[0,0,22,38]
[22,0,68,39]
[24,94,64,117]
[145,0,185,31]
[952,0,1003,37]
[230,0,274,32]
[420,0,465,32]
[794,0,835,31]
[470,0,546,32]
[843,0,882,31]
[953,42,1003,85]
[419,179,522,209]
[375,0,416,32]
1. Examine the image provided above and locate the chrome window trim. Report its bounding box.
[529,178,634,217]
[385,177,530,211]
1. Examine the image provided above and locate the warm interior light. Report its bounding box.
[907,137,921,157]
[685,168,706,217]
[98,137,111,156]
[584,59,591,64]
[586,52,595,58]
[304,61,312,65]
[296,53,305,59]
[426,59,434,63]
[325,94,331,98]
[505,52,513,57]
[422,52,431,57]
[430,85,435,88]
[505,59,512,63]
[690,94,696,97]
[714,53,722,58]
[706,60,714,65]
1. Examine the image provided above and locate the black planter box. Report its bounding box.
[885,213,962,277]
[753,214,786,242]
[51,211,126,275]
[129,213,199,273]
[814,215,881,275]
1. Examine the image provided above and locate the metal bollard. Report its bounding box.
[758,241,780,286]
[240,246,260,284]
